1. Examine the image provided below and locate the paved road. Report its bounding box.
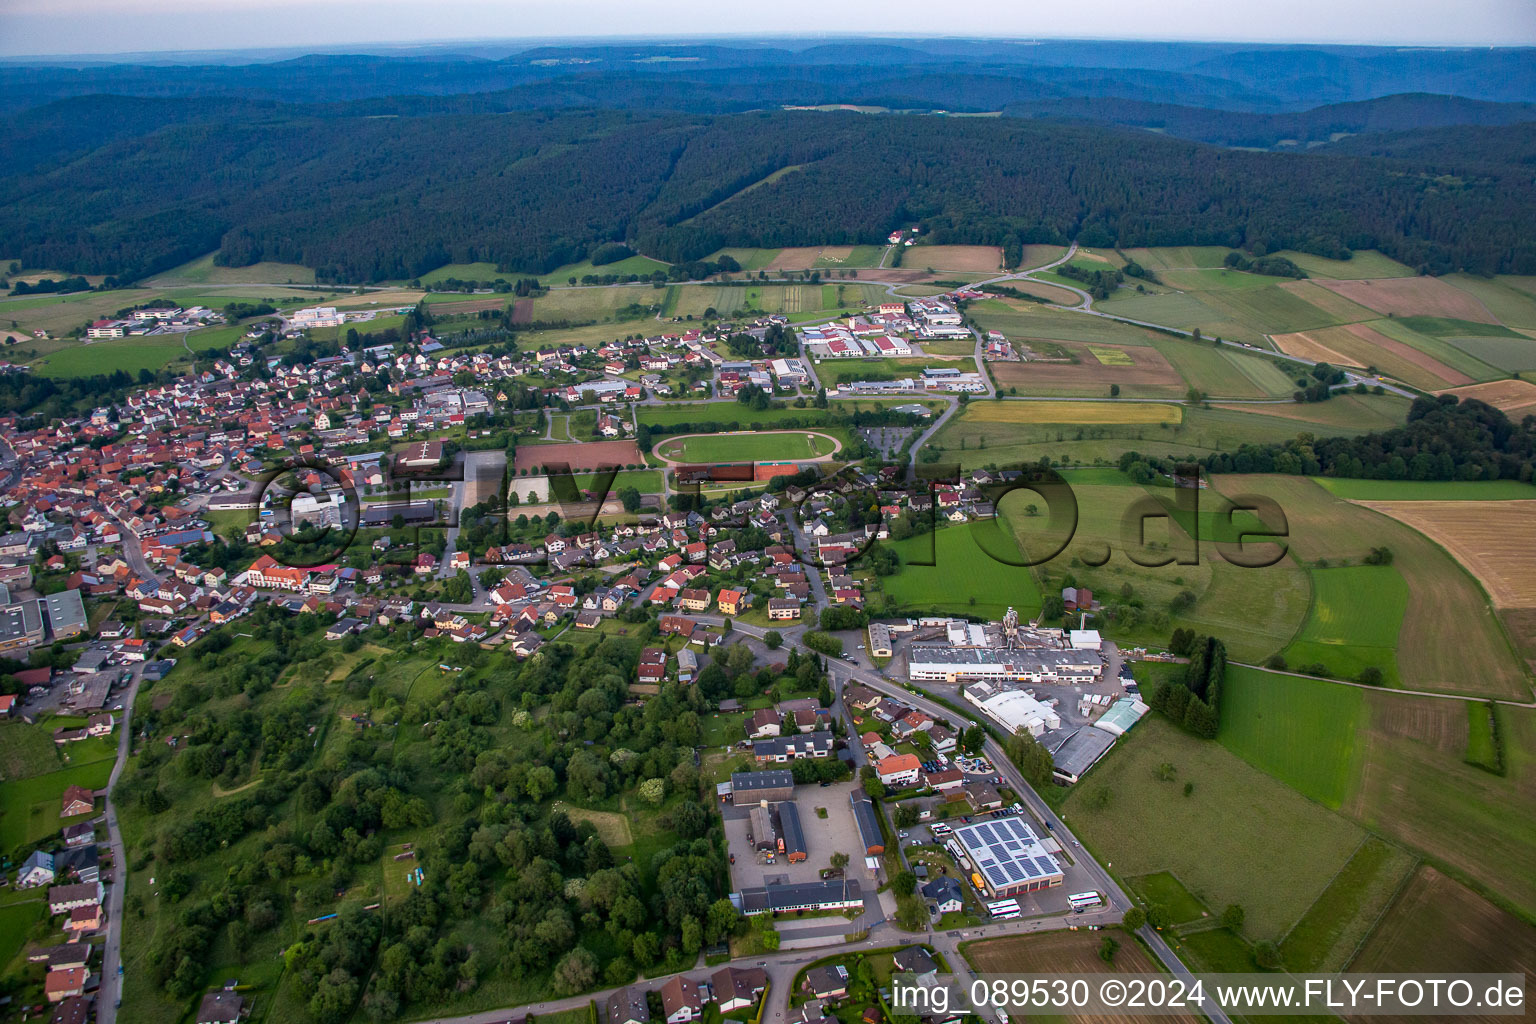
[95,660,149,1024]
[682,617,1231,1024]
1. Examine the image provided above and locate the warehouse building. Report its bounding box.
[1049,727,1117,785]
[1093,698,1149,736]
[725,770,795,803]
[907,644,1101,685]
[850,793,885,855]
[951,817,1063,897]
[963,682,1061,737]
[731,879,864,916]
[776,802,808,862]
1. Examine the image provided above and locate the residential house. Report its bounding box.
[660,974,703,1024]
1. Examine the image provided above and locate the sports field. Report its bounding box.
[1217,666,1364,808]
[1283,565,1406,684]
[654,430,839,463]
[883,520,1043,619]
[961,400,1182,425]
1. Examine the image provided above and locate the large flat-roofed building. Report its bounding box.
[1050,727,1117,785]
[728,770,794,803]
[362,500,438,527]
[908,644,1100,685]
[731,879,863,916]
[0,597,46,651]
[951,817,1063,897]
[964,682,1061,737]
[43,590,87,640]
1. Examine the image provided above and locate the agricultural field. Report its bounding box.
[966,297,1168,346]
[29,336,191,378]
[990,342,1185,398]
[1442,273,1536,329]
[964,930,1201,1024]
[1277,837,1417,972]
[653,430,840,463]
[1210,392,1410,432]
[150,251,316,285]
[1213,475,1530,699]
[1062,715,1368,943]
[1349,866,1536,995]
[1312,478,1536,501]
[903,245,1002,273]
[959,400,1182,425]
[704,247,781,272]
[882,519,1043,619]
[1182,280,1350,335]
[1444,378,1536,416]
[1148,339,1298,398]
[1315,276,1500,323]
[1117,246,1235,273]
[1353,500,1536,652]
[1216,667,1365,808]
[1272,322,1478,390]
[1268,249,1416,279]
[1282,564,1407,685]
[531,254,669,286]
[526,286,660,323]
[661,282,861,318]
[1345,697,1536,920]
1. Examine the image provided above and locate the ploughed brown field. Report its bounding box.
[1272,322,1472,388]
[990,341,1183,396]
[965,931,1201,1024]
[1347,866,1536,1024]
[1315,276,1499,323]
[1354,499,1536,607]
[513,440,644,472]
[1436,378,1536,418]
[906,244,1004,273]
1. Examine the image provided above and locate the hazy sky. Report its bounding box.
[1,0,1533,58]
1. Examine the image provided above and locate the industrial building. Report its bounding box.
[776,802,808,862]
[907,644,1101,685]
[724,770,794,803]
[731,879,864,916]
[850,793,885,855]
[1094,698,1149,736]
[950,817,1064,897]
[1049,728,1117,785]
[963,682,1061,737]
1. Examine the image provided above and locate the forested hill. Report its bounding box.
[4,106,1535,283]
[1000,94,1536,150]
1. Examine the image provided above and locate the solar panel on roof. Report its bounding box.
[1036,856,1058,875]
[984,865,1008,885]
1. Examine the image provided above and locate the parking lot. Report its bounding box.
[723,779,867,888]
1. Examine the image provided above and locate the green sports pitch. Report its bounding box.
[654,430,838,463]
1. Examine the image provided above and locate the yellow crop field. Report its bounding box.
[1088,345,1135,366]
[962,401,1183,425]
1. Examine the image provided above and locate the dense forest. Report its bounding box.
[4,105,1536,283]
